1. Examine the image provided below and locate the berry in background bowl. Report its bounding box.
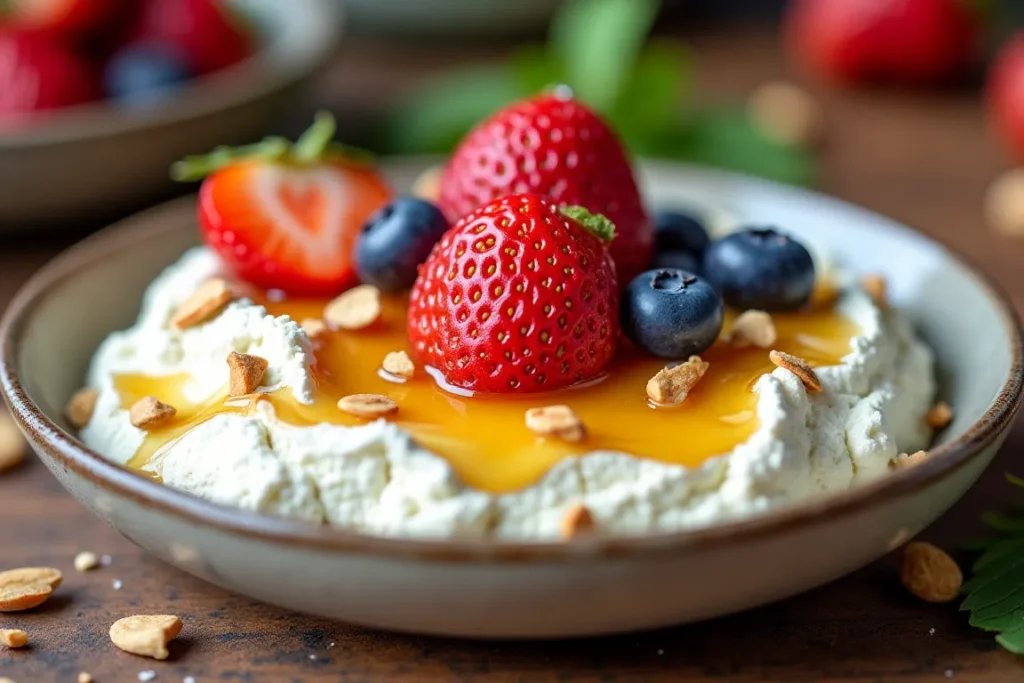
[0,0,340,228]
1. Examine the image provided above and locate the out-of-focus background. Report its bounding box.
[3,0,1024,241]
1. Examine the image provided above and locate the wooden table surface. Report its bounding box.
[4,28,1024,683]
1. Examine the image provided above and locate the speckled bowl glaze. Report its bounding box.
[2,159,1021,638]
[0,0,340,228]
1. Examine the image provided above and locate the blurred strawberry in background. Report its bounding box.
[0,0,252,124]
[785,0,978,85]
[988,34,1024,160]
[0,31,100,122]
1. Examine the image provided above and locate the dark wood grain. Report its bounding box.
[4,27,1024,682]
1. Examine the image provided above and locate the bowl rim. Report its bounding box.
[0,0,342,148]
[2,167,1022,564]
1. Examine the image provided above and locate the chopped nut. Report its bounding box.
[412,165,443,201]
[109,614,182,660]
[65,387,99,429]
[862,274,888,309]
[337,394,398,419]
[899,542,963,603]
[893,450,929,469]
[646,356,709,406]
[129,397,176,430]
[769,350,822,392]
[171,278,234,329]
[926,401,953,429]
[561,503,594,539]
[227,352,268,397]
[747,80,824,149]
[0,567,62,590]
[78,674,94,683]
[324,285,381,330]
[728,310,777,348]
[0,629,28,648]
[525,405,586,443]
[0,582,53,612]
[985,168,1024,237]
[0,413,26,473]
[74,551,99,572]
[382,350,416,379]
[301,317,328,340]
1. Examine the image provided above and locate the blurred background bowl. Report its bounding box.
[0,0,340,231]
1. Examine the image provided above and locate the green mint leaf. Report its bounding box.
[561,205,616,242]
[962,475,1024,653]
[606,42,688,154]
[551,0,660,112]
[655,109,816,186]
[385,66,529,154]
[511,45,567,95]
[1008,473,1024,489]
[294,110,337,162]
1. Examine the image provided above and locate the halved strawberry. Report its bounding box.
[172,113,392,296]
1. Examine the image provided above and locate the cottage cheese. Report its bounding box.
[81,247,937,540]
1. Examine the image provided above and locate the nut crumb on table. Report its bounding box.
[0,413,26,473]
[0,628,28,648]
[899,541,962,603]
[110,614,183,660]
[74,551,99,572]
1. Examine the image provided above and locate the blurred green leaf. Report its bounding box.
[510,45,565,95]
[551,0,660,112]
[384,66,529,154]
[607,41,689,155]
[656,110,816,186]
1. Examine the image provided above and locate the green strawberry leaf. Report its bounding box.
[551,0,660,112]
[655,109,816,186]
[384,66,529,154]
[561,205,616,242]
[961,473,1024,654]
[171,111,372,181]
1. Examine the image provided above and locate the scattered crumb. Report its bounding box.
[300,318,327,341]
[101,555,113,566]
[0,412,26,473]
[337,394,398,419]
[0,567,61,612]
[861,274,888,309]
[171,278,234,329]
[985,168,1024,237]
[183,677,196,683]
[899,542,962,603]
[113,580,124,590]
[727,310,776,349]
[110,615,182,660]
[129,397,177,430]
[226,352,268,397]
[308,654,317,660]
[0,629,28,648]
[328,642,336,648]
[66,387,100,429]
[747,80,824,149]
[769,350,822,392]
[560,503,594,540]
[324,285,381,330]
[525,405,586,443]
[412,165,443,201]
[926,401,954,429]
[382,350,416,379]
[657,649,664,655]
[75,551,100,572]
[892,450,928,470]
[138,672,157,682]
[945,670,955,679]
[78,673,94,683]
[646,356,709,406]
[929,627,936,635]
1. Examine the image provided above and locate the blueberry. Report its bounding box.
[654,210,711,257]
[105,43,190,105]
[621,269,724,359]
[355,197,450,291]
[651,249,701,274]
[703,227,815,311]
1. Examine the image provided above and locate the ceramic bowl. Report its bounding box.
[0,0,340,229]
[2,159,1021,638]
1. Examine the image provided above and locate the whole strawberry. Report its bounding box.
[408,194,619,394]
[0,31,99,123]
[437,92,652,284]
[785,0,975,85]
[988,34,1024,160]
[131,0,251,75]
